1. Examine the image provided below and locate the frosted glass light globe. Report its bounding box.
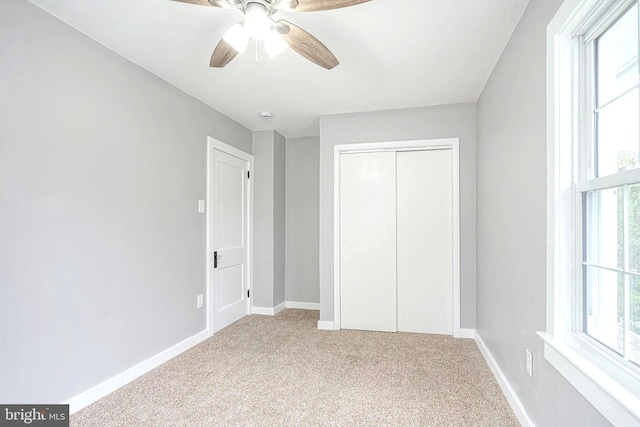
[244,3,270,40]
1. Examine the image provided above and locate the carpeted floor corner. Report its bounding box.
[71,309,519,426]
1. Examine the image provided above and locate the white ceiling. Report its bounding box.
[27,0,529,138]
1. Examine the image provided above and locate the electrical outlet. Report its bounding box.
[198,200,205,214]
[197,294,203,309]
[525,349,533,378]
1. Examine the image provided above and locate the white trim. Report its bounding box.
[451,140,462,336]
[543,1,640,424]
[333,147,341,329]
[251,301,286,316]
[475,333,535,427]
[64,330,208,414]
[317,320,336,330]
[333,138,462,336]
[252,301,319,315]
[454,328,476,339]
[274,301,286,314]
[286,301,320,310]
[539,333,640,425]
[546,15,577,343]
[206,137,254,336]
[251,306,277,316]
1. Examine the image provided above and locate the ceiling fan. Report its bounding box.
[171,0,372,69]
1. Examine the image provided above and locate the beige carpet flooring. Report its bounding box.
[71,309,519,426]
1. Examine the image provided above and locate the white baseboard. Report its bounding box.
[475,332,535,427]
[251,306,276,315]
[274,301,286,314]
[454,328,476,339]
[317,320,335,330]
[64,330,209,415]
[286,301,320,310]
[252,301,318,315]
[252,301,286,316]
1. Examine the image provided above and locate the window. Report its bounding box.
[544,0,640,424]
[582,1,640,369]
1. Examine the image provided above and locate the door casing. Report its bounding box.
[333,138,462,336]
[206,137,254,336]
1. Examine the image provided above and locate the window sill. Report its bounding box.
[538,332,640,426]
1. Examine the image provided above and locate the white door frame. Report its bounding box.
[206,137,254,336]
[333,138,463,336]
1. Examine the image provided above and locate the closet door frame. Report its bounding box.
[333,138,463,336]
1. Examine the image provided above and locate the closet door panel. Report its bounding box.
[397,150,453,334]
[340,152,397,332]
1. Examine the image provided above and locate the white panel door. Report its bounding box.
[397,150,453,334]
[212,149,249,332]
[340,152,397,332]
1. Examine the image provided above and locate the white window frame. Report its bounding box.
[542,0,640,424]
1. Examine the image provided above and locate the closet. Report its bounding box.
[339,148,453,334]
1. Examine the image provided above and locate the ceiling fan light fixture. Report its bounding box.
[244,2,271,40]
[222,24,249,55]
[222,23,249,53]
[264,29,288,58]
[181,0,371,69]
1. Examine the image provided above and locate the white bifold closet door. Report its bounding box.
[340,152,397,332]
[396,150,452,334]
[340,149,453,334]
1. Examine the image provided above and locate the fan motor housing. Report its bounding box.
[244,0,272,12]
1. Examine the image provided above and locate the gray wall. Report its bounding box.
[274,132,286,306]
[285,137,320,304]
[252,130,286,308]
[475,0,611,425]
[252,131,275,308]
[0,0,251,404]
[318,104,477,328]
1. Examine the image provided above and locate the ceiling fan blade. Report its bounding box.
[170,0,239,8]
[210,39,239,68]
[278,20,338,69]
[293,0,371,12]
